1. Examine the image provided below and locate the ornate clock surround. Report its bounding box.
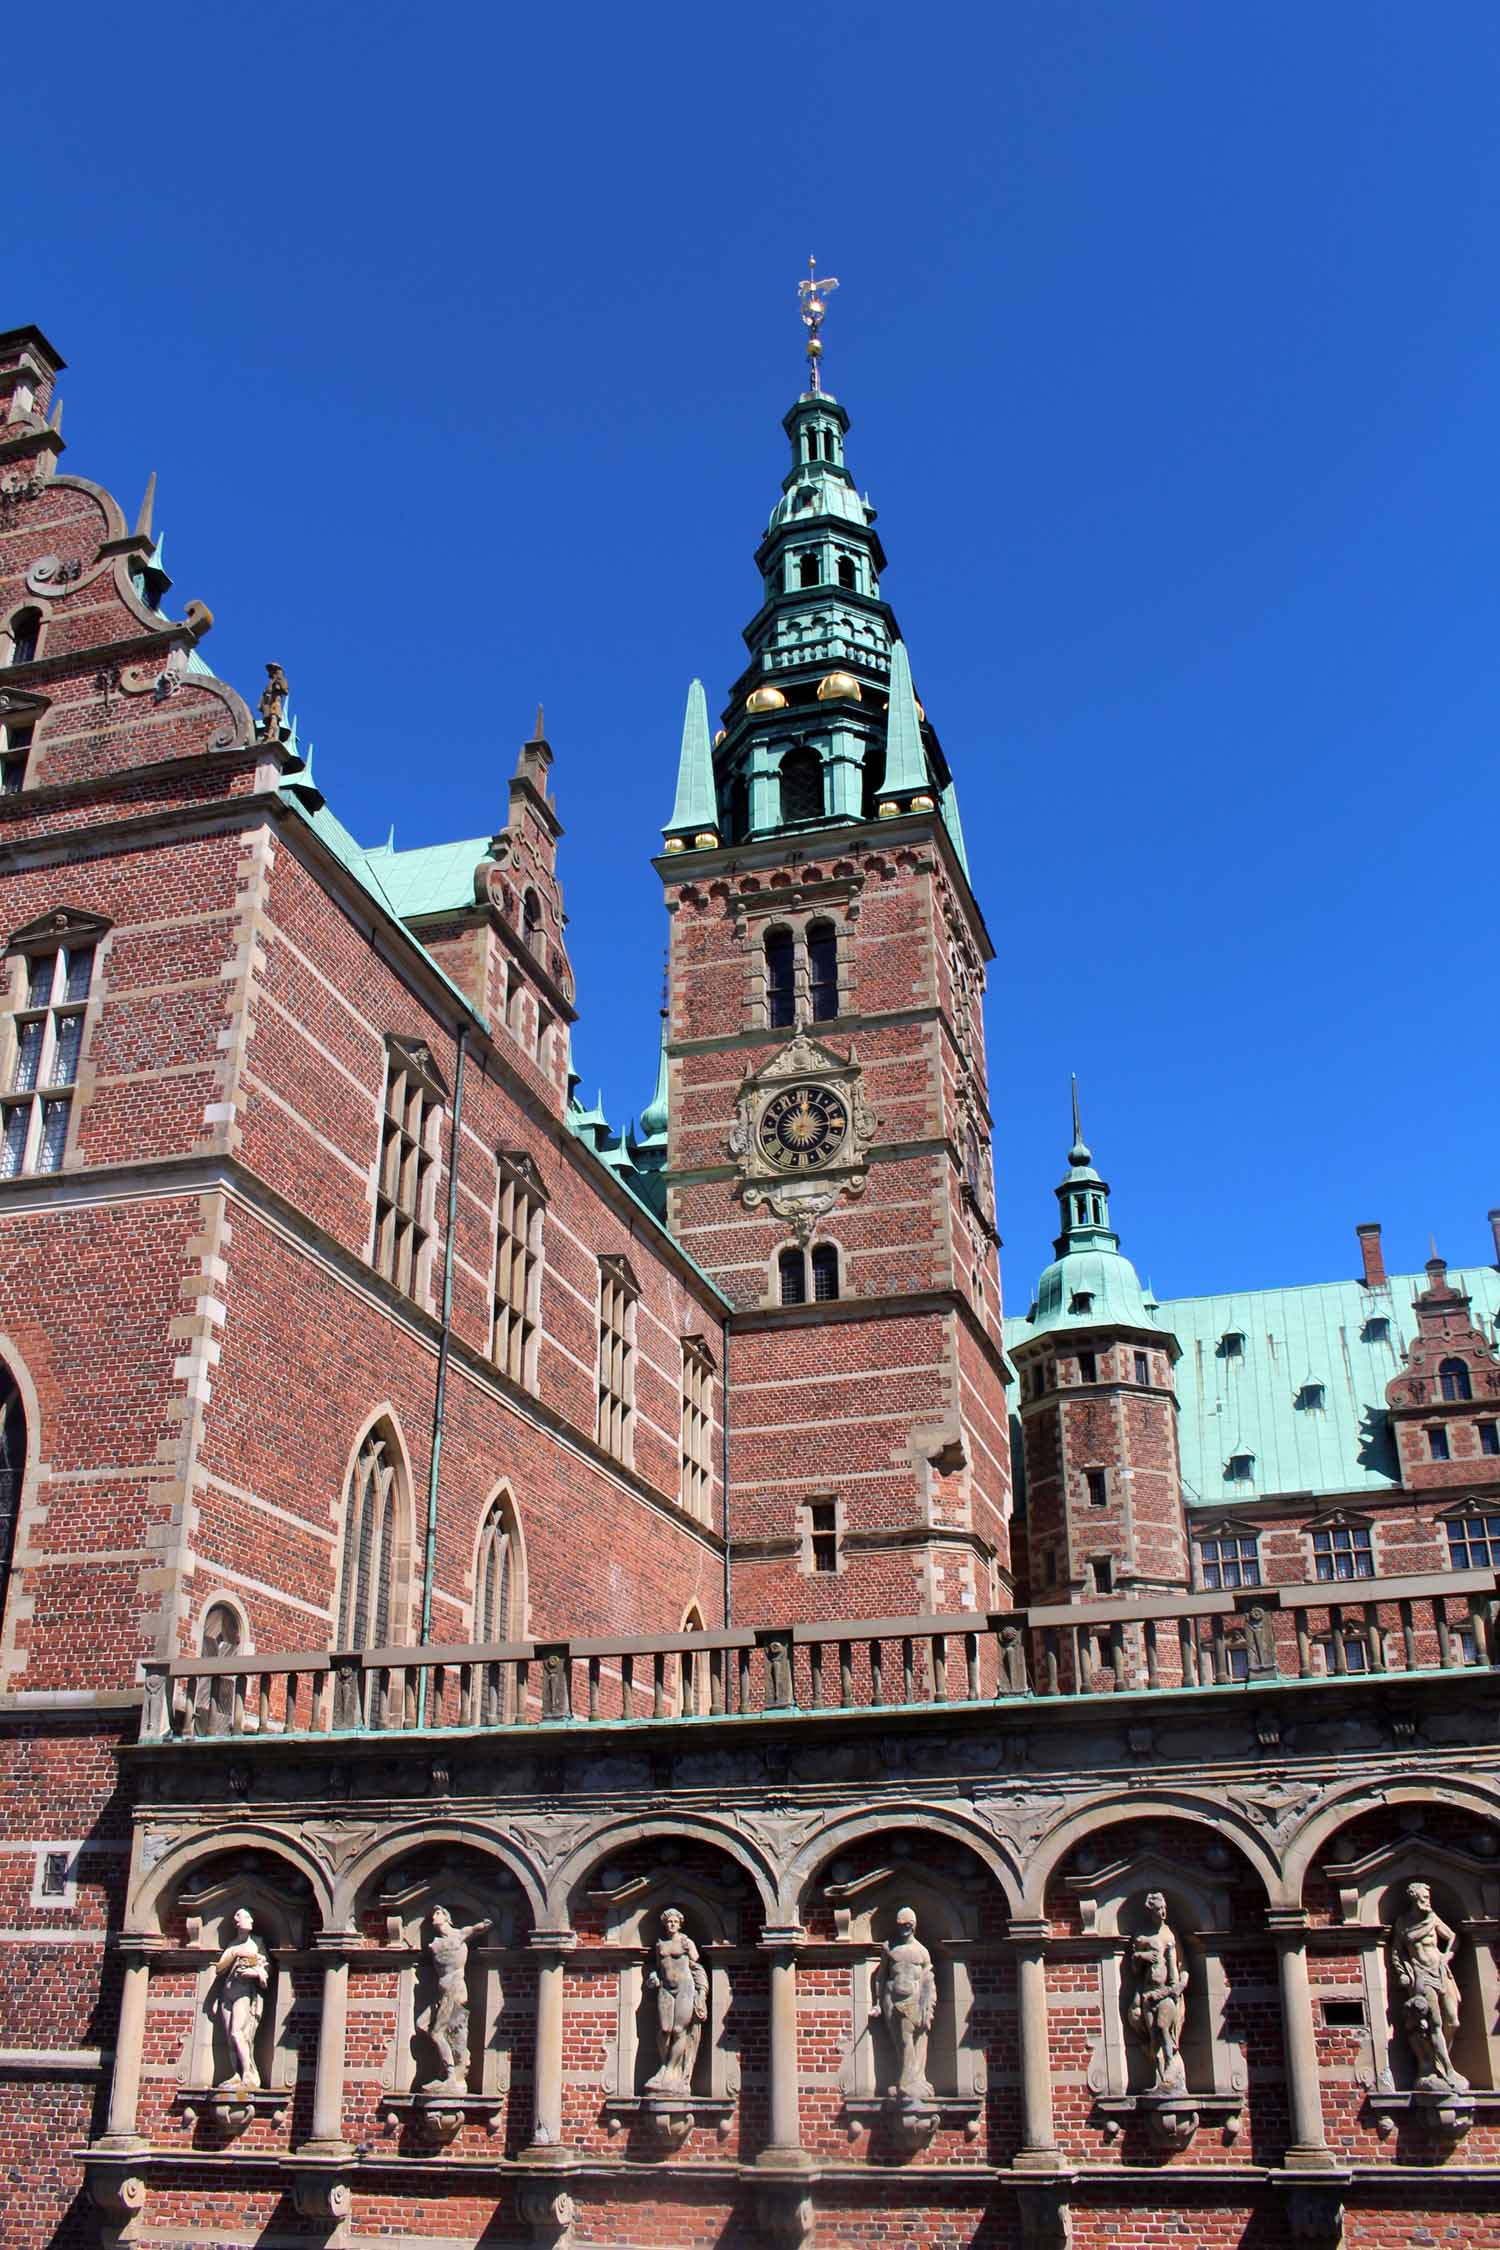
[729,1031,876,1245]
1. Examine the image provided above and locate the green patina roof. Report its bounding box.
[664,678,716,839]
[881,639,928,799]
[360,833,491,919]
[1007,1263,1500,1506]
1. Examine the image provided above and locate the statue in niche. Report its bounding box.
[1124,1892,1189,2093]
[211,1908,269,2087]
[1243,1604,1278,1678]
[999,1623,1029,1695]
[1388,1880,1466,2090]
[876,1905,937,2104]
[257,662,289,739]
[644,1907,708,2095]
[422,1906,491,2092]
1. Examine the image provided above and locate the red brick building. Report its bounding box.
[0,319,1498,2249]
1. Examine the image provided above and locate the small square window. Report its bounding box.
[1362,1316,1390,1344]
[41,1850,71,1898]
[1323,1999,1366,2029]
[1427,1427,1450,1463]
[1296,1383,1326,1411]
[1091,1555,1113,1594]
[1226,1453,1255,1483]
[1069,1291,1094,1316]
[1221,1331,1245,1359]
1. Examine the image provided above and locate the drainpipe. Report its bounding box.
[418,1025,468,1721]
[720,1310,733,1627]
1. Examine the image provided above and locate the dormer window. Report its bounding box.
[1439,1357,1472,1403]
[1220,1331,1246,1360]
[1362,1316,1391,1344]
[1069,1291,1094,1316]
[1226,1451,1255,1483]
[1295,1382,1326,1411]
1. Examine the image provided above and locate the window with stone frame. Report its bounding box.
[374,1037,445,1297]
[0,721,33,794]
[473,1494,522,1719]
[0,1362,24,1624]
[800,1494,841,1574]
[492,1152,545,1390]
[1443,1506,1500,1571]
[596,1256,638,1464]
[337,1426,405,1651]
[1311,1519,1374,1581]
[680,1335,715,1522]
[1,920,103,1179]
[1195,1529,1261,1590]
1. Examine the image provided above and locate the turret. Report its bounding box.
[1009,1087,1186,1605]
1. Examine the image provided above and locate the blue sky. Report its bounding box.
[14,1,1499,1304]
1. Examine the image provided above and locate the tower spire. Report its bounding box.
[877,639,932,813]
[1053,1085,1117,1257]
[662,678,719,851]
[797,257,840,395]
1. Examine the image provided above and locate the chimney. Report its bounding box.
[1356,1222,1386,1290]
[0,326,65,428]
[1489,1208,1500,1268]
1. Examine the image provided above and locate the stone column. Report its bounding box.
[1008,1917,1064,2170]
[306,1935,352,2153]
[1268,1909,1334,2167]
[758,1926,810,2168]
[524,1929,576,2158]
[99,1935,157,2148]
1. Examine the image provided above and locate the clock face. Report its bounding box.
[756,1083,850,1172]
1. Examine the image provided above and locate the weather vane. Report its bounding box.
[797,256,840,394]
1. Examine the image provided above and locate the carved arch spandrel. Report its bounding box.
[331,1819,548,1933]
[1016,1789,1287,1917]
[1285,1775,1500,1904]
[545,1811,779,1932]
[128,1823,335,1938]
[779,1801,1023,1927]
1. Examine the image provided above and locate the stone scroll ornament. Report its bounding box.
[211,1909,269,2087]
[645,1907,709,2095]
[1124,1892,1189,2094]
[876,1906,937,2105]
[422,1907,491,2092]
[1388,1881,1466,2091]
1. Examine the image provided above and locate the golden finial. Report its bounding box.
[797,256,840,394]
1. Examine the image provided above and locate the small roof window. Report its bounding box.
[1225,1451,1255,1482]
[1219,1330,1246,1359]
[1362,1315,1391,1344]
[1295,1382,1327,1411]
[1069,1291,1094,1316]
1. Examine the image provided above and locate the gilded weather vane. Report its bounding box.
[797,256,839,393]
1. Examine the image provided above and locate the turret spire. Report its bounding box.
[878,639,931,811]
[662,678,718,851]
[1054,1081,1117,1256]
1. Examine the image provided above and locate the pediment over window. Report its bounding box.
[1191,1514,1261,1542]
[0,688,48,724]
[1437,1497,1500,1523]
[598,1253,641,1298]
[7,906,112,955]
[496,1148,549,1200]
[682,1332,716,1370]
[1312,1507,1374,1532]
[384,1032,447,1100]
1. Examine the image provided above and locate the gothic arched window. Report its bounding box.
[337,1426,404,1651]
[780,748,823,826]
[475,1497,519,1645]
[806,920,839,1022]
[765,927,796,1029]
[0,1365,25,1624]
[1439,1357,1472,1403]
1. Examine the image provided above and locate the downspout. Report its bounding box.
[720,1310,733,1627]
[418,1025,468,1721]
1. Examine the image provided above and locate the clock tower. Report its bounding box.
[655,289,1013,1623]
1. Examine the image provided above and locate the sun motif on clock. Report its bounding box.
[756,1083,850,1172]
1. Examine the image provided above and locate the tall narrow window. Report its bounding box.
[1480,1421,1500,1457]
[492,1154,545,1390]
[6,611,41,667]
[597,1257,638,1463]
[338,1427,403,1650]
[797,552,819,589]
[1077,1350,1097,1384]
[374,1039,444,1296]
[810,1243,839,1302]
[1428,1426,1451,1463]
[1439,1358,1472,1403]
[2,939,94,1178]
[1085,1468,1108,1508]
[680,1337,714,1522]
[836,554,857,590]
[765,928,796,1028]
[1,725,33,795]
[807,920,838,1022]
[778,1247,806,1306]
[779,747,823,826]
[804,1497,839,1573]
[1134,1351,1150,1384]
[475,1496,521,1719]
[729,774,750,842]
[523,889,544,958]
[0,1364,24,1622]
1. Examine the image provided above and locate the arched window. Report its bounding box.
[797,552,819,589]
[1439,1357,1472,1403]
[681,1603,708,1715]
[778,1248,806,1306]
[475,1498,518,1643]
[810,1243,839,1302]
[523,888,544,957]
[765,927,796,1028]
[6,611,41,668]
[337,1426,404,1651]
[0,1365,25,1623]
[836,554,857,590]
[779,747,823,826]
[806,920,839,1022]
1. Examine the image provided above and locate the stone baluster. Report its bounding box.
[306,1933,353,2154]
[525,1929,577,2156]
[758,1926,810,2167]
[1267,1909,1334,2166]
[99,1934,158,2147]
[1008,1917,1063,2169]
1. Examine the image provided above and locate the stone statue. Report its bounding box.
[1388,1880,1465,2090]
[1124,1892,1189,2092]
[1243,1604,1278,1677]
[211,1908,269,2087]
[999,1622,1029,1695]
[876,1905,937,2103]
[422,1906,490,2091]
[644,1906,708,2095]
[258,662,288,739]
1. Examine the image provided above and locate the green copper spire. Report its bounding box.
[663,678,718,848]
[878,639,930,805]
[1054,1076,1117,1254]
[1022,1085,1166,1342]
[940,779,970,877]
